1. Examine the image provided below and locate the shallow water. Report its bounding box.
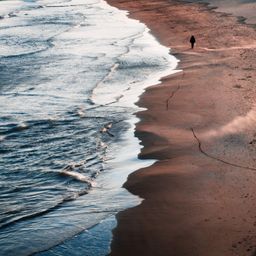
[0,0,178,254]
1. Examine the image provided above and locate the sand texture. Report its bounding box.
[106,0,256,255]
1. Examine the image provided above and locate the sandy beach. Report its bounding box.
[106,0,256,255]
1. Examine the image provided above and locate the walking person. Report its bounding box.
[190,35,196,49]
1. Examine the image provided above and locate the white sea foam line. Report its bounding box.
[0,0,25,17]
[92,0,180,226]
[87,2,181,254]
[96,0,180,197]
[90,0,180,184]
[90,1,180,106]
[0,0,180,254]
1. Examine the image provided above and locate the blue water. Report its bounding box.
[0,0,178,254]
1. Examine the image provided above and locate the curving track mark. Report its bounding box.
[191,127,256,171]
[166,71,184,110]
[166,85,180,110]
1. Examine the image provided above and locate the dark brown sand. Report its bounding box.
[107,0,256,255]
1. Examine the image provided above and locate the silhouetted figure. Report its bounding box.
[190,35,196,49]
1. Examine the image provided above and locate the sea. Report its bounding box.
[0,0,178,255]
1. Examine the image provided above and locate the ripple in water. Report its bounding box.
[0,0,178,255]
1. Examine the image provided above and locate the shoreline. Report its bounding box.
[0,0,181,254]
[106,0,256,255]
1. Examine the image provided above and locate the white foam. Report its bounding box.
[61,169,92,184]
[90,4,179,106]
[0,0,27,17]
[0,0,180,255]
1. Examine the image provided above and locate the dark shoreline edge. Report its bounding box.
[105,0,256,182]
[105,0,256,255]
[104,0,241,190]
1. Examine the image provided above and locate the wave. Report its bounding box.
[117,60,163,70]
[0,3,45,21]
[0,122,29,135]
[0,188,89,231]
[0,160,102,230]
[0,0,178,254]
[0,43,52,59]
[60,169,94,185]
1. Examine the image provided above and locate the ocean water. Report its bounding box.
[0,0,178,255]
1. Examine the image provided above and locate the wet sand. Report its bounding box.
[106,0,256,255]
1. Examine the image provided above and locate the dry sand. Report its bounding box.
[106,0,256,255]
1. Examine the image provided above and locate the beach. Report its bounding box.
[106,0,256,255]
[0,0,178,254]
[1,0,256,254]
